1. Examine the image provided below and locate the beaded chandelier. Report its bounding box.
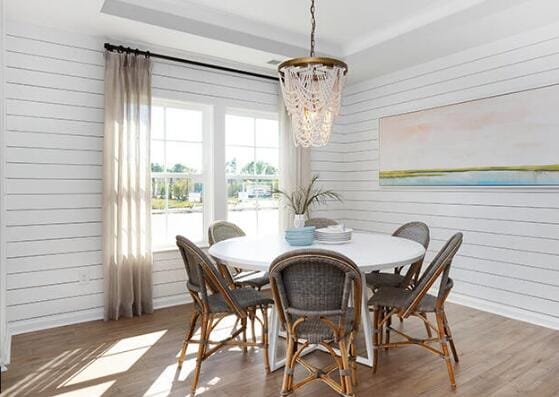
[278,0,348,147]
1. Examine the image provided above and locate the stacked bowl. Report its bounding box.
[285,226,316,246]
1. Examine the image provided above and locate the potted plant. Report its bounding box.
[275,175,342,228]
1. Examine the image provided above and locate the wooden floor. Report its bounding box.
[2,302,559,397]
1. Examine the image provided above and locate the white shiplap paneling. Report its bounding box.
[4,21,277,335]
[310,22,559,330]
[4,22,106,335]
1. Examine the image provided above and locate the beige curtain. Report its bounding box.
[103,51,153,320]
[279,102,311,231]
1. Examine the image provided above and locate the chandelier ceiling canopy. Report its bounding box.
[278,0,348,148]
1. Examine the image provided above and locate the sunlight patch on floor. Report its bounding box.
[143,364,178,397]
[142,361,223,397]
[105,330,168,356]
[60,330,167,387]
[52,380,116,397]
[207,376,221,386]
[0,349,81,396]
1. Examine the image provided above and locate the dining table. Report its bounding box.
[208,231,426,371]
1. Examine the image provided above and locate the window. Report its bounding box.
[150,100,211,249]
[150,100,280,250]
[226,111,280,235]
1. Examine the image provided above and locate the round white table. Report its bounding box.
[208,232,426,370]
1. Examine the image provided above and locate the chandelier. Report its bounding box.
[278,0,348,148]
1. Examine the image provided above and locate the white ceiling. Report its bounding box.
[7,0,559,83]
[179,0,457,54]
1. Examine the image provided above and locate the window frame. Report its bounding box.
[151,98,213,250]
[225,107,280,235]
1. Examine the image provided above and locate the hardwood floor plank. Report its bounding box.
[1,302,558,396]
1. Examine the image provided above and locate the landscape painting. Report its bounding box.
[379,84,559,186]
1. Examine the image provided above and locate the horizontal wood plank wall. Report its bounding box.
[5,21,278,335]
[5,22,105,335]
[311,22,559,330]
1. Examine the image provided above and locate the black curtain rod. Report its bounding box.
[104,43,278,82]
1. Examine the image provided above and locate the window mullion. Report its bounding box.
[163,106,169,241]
[253,117,259,232]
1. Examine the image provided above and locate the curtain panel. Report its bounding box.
[103,51,153,320]
[279,103,311,230]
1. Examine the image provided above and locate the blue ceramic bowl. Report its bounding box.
[285,226,315,246]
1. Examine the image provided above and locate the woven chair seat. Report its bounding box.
[368,287,440,313]
[293,308,354,344]
[365,272,405,290]
[234,271,270,289]
[207,288,273,314]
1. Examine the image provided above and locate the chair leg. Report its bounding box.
[385,309,391,345]
[281,336,295,396]
[435,310,456,388]
[191,313,210,395]
[372,306,380,374]
[230,317,240,337]
[339,339,353,396]
[241,317,248,353]
[443,311,459,363]
[420,312,433,338]
[261,306,270,374]
[178,311,199,369]
[350,337,357,386]
[250,309,257,344]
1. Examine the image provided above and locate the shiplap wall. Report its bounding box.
[0,0,9,369]
[4,21,278,335]
[311,22,559,329]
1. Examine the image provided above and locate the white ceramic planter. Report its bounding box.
[293,214,306,228]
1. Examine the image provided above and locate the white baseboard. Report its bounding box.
[7,295,193,338]
[153,294,192,309]
[8,308,104,336]
[448,292,559,331]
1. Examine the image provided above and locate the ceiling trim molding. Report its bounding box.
[101,0,342,58]
[104,0,493,59]
[342,0,488,56]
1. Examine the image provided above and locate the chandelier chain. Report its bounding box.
[310,0,316,56]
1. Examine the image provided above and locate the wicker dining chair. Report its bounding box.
[176,235,273,395]
[269,249,362,397]
[208,220,269,290]
[208,221,270,345]
[365,222,430,342]
[304,217,338,229]
[369,233,463,388]
[365,222,430,292]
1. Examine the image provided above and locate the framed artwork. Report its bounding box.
[379,84,559,186]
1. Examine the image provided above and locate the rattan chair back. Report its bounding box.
[304,217,338,229]
[208,220,245,245]
[269,249,362,334]
[392,221,430,283]
[401,233,463,318]
[207,220,247,284]
[176,235,245,318]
